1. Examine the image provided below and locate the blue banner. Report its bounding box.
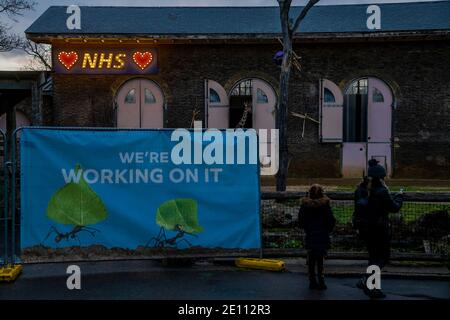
[20,128,261,251]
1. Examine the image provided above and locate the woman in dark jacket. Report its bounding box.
[366,179,403,267]
[364,160,403,269]
[355,159,403,298]
[298,184,336,290]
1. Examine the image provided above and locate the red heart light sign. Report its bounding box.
[54,49,158,74]
[133,51,153,70]
[58,51,78,70]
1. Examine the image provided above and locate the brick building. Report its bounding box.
[24,2,450,179]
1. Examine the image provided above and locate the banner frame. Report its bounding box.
[12,126,263,260]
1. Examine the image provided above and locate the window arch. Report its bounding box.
[257,88,269,103]
[125,89,136,104]
[209,88,221,103]
[231,79,252,96]
[207,80,228,106]
[372,87,384,103]
[144,88,157,104]
[324,88,336,103]
[346,78,368,95]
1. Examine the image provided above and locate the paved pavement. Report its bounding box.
[0,259,449,300]
[283,258,450,279]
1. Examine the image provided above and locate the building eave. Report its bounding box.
[26,30,450,45]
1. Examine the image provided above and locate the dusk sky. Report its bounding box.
[0,0,440,70]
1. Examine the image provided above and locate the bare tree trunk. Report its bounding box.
[276,0,319,191]
[276,1,292,191]
[276,46,292,191]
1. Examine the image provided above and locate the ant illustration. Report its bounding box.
[43,225,100,246]
[146,224,197,248]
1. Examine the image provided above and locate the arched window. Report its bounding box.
[231,79,252,96]
[346,78,368,95]
[257,88,268,103]
[125,89,136,104]
[144,88,156,104]
[373,88,384,102]
[209,88,221,103]
[324,88,336,103]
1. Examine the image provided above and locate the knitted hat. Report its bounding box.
[368,159,386,179]
[368,159,379,167]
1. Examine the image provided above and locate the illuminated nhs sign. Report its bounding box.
[53,48,158,74]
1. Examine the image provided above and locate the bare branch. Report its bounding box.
[18,38,51,70]
[0,22,21,51]
[0,1,35,51]
[0,0,35,16]
[291,0,320,34]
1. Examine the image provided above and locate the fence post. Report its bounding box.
[10,127,22,264]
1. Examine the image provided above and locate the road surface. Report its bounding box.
[0,260,448,300]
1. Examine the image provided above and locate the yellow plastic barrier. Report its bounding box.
[0,265,23,282]
[235,258,285,271]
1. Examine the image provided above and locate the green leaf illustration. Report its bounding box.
[156,198,203,234]
[46,164,107,226]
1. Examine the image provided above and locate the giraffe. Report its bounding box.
[190,108,200,128]
[235,101,252,129]
[189,96,201,128]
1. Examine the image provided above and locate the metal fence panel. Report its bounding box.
[261,194,449,257]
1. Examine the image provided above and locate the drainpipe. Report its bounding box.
[204,79,208,128]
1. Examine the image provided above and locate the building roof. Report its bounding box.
[26,1,450,41]
[0,71,40,90]
[0,71,51,92]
